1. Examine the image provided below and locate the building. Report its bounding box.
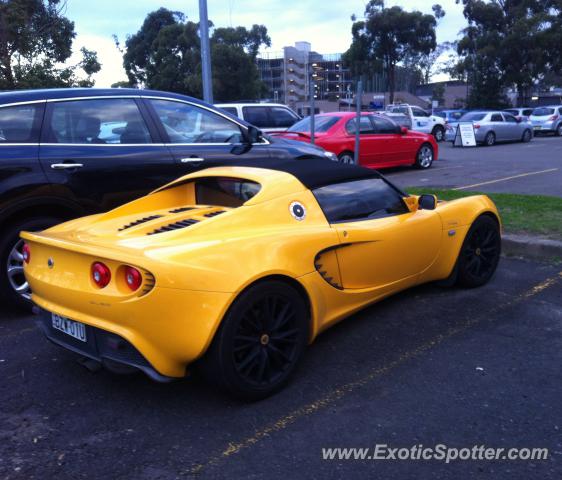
[257,42,353,112]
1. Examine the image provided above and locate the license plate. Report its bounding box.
[51,313,87,342]
[533,126,541,130]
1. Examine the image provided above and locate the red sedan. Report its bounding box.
[273,112,438,169]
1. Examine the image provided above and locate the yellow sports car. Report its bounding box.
[22,159,501,399]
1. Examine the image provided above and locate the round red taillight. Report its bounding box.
[22,243,31,264]
[124,266,142,291]
[91,262,111,288]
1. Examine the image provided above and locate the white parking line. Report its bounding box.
[453,168,559,191]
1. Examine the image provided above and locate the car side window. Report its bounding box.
[491,114,503,122]
[451,111,463,120]
[504,114,517,123]
[559,107,562,115]
[270,107,299,128]
[523,109,533,116]
[150,99,243,144]
[345,117,375,135]
[413,107,430,117]
[313,177,408,223]
[46,99,152,144]
[242,106,270,128]
[0,104,42,143]
[372,116,399,134]
[219,107,238,116]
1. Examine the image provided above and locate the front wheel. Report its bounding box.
[337,151,355,165]
[200,280,309,400]
[432,125,445,142]
[0,217,62,311]
[415,144,434,169]
[456,215,501,288]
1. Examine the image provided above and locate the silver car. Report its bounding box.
[445,111,533,146]
[530,105,562,136]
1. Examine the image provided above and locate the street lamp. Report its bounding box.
[309,63,324,145]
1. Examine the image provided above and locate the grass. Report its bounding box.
[407,188,562,240]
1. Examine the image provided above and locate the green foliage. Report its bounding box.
[455,0,562,108]
[0,0,100,89]
[344,1,442,102]
[431,83,445,106]
[121,8,271,102]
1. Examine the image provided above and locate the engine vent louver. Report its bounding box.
[119,215,163,231]
[142,271,156,295]
[204,210,225,218]
[147,218,199,235]
[169,207,195,214]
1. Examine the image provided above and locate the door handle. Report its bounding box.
[51,163,84,170]
[180,157,205,163]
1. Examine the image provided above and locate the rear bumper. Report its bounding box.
[532,121,557,132]
[37,308,173,382]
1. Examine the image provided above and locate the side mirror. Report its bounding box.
[246,125,263,144]
[400,126,408,134]
[418,194,437,210]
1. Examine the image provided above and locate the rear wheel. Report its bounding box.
[432,125,445,142]
[337,151,355,165]
[521,129,532,143]
[200,280,308,400]
[484,132,496,146]
[0,217,62,311]
[415,143,434,169]
[556,123,562,137]
[456,216,501,288]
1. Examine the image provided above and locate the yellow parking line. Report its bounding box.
[187,271,562,475]
[453,168,558,191]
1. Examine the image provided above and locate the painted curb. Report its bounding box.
[502,233,562,261]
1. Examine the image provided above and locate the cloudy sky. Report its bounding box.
[66,0,467,87]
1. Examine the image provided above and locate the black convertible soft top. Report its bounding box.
[202,157,381,190]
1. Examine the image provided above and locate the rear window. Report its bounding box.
[288,115,339,133]
[219,107,238,116]
[195,177,261,207]
[532,107,555,116]
[313,178,408,223]
[460,112,486,122]
[0,104,41,143]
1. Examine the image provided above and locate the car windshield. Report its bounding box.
[459,112,486,122]
[288,116,339,133]
[532,107,555,116]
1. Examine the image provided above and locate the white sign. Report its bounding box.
[454,122,477,147]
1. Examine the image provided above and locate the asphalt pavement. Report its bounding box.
[1,257,561,479]
[386,135,562,197]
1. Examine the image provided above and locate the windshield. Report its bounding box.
[459,112,486,122]
[288,115,339,133]
[532,107,555,116]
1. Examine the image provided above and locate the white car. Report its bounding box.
[385,104,447,142]
[530,105,562,136]
[215,103,301,133]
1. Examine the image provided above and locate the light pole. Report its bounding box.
[309,63,324,145]
[199,0,213,103]
[354,80,362,165]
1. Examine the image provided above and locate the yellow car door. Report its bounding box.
[312,176,442,292]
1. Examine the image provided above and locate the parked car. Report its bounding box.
[380,111,412,130]
[0,88,334,310]
[433,109,467,123]
[503,107,533,122]
[529,105,562,136]
[22,158,501,399]
[385,104,447,142]
[445,111,533,146]
[214,103,301,133]
[272,112,438,170]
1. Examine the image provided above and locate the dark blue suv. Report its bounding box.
[0,88,335,309]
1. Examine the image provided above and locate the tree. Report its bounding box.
[0,0,100,89]
[431,83,446,106]
[344,0,442,103]
[455,0,561,107]
[121,8,271,101]
[417,42,453,84]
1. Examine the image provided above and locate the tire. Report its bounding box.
[556,123,562,137]
[456,215,501,288]
[199,280,309,400]
[337,151,355,165]
[484,132,496,146]
[521,129,532,143]
[0,217,61,311]
[432,125,445,142]
[415,143,434,169]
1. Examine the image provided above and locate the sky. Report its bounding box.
[66,0,468,87]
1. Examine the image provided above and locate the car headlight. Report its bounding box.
[323,151,338,162]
